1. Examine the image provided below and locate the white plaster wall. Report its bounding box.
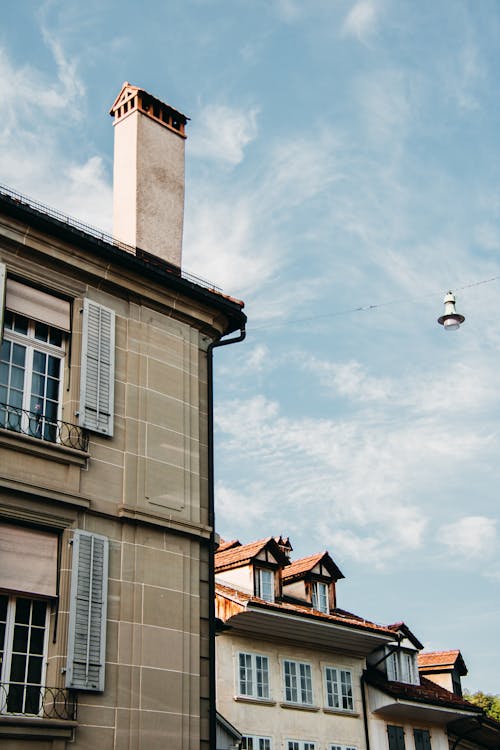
[368,715,450,750]
[216,566,254,594]
[216,631,367,750]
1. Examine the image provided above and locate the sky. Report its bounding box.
[2,0,500,693]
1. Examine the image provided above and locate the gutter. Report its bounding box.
[207,326,246,750]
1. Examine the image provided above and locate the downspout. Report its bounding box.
[361,672,371,750]
[361,640,401,750]
[207,325,246,750]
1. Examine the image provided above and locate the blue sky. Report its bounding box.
[2,0,500,692]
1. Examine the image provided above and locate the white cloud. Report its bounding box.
[184,128,342,294]
[0,38,112,230]
[342,1,378,41]
[246,344,272,371]
[189,104,259,166]
[439,516,497,560]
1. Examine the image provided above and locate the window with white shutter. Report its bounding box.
[79,299,115,437]
[66,530,109,692]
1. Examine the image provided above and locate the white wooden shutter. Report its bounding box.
[79,299,115,436]
[66,530,109,692]
[0,262,6,341]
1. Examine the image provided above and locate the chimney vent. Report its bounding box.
[110,82,189,267]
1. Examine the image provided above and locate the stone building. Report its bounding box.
[0,83,246,749]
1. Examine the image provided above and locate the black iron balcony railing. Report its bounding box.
[0,402,89,452]
[0,682,77,721]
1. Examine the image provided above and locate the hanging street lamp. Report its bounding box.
[437,291,465,331]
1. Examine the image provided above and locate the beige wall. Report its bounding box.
[368,713,450,750]
[217,631,367,750]
[0,210,229,748]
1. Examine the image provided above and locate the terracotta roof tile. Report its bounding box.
[215,537,289,571]
[282,551,344,582]
[217,539,240,553]
[365,669,480,713]
[215,582,394,636]
[418,650,467,675]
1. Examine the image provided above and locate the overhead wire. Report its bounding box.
[247,273,500,333]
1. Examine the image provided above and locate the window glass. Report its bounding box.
[0,314,65,443]
[238,652,270,699]
[284,660,313,705]
[312,582,329,613]
[256,569,274,602]
[1,596,48,715]
[325,666,353,710]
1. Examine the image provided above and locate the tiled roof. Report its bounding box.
[215,582,395,636]
[387,622,424,650]
[215,537,288,572]
[365,668,480,713]
[217,539,240,553]
[418,650,467,675]
[282,551,344,582]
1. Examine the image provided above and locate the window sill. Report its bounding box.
[280,702,320,712]
[323,707,359,717]
[0,428,89,467]
[234,696,276,706]
[0,715,77,740]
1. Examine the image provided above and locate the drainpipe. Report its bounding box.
[207,325,246,750]
[361,672,371,750]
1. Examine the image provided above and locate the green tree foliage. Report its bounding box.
[464,691,500,722]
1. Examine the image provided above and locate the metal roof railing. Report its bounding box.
[0,183,221,292]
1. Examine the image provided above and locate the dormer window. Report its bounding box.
[312,582,329,614]
[386,648,419,685]
[255,568,274,602]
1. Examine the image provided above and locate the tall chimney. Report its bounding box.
[109,83,188,267]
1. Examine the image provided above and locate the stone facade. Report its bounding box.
[0,188,245,749]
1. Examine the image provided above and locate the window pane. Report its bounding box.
[47,356,61,378]
[46,377,59,401]
[12,624,29,653]
[24,684,41,714]
[10,653,27,682]
[32,351,46,374]
[34,323,49,342]
[49,328,63,347]
[15,598,31,624]
[31,373,45,398]
[29,627,45,655]
[10,365,25,390]
[27,656,43,684]
[31,601,46,627]
[13,315,29,335]
[0,360,9,386]
[6,683,24,712]
[12,343,26,367]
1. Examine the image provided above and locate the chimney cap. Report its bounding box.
[109,82,190,137]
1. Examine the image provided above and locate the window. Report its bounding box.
[0,594,49,715]
[242,736,272,750]
[413,730,431,750]
[388,726,406,750]
[255,568,274,602]
[0,311,65,442]
[312,581,329,613]
[283,659,313,705]
[0,269,116,441]
[287,741,316,750]
[386,649,419,684]
[324,666,353,711]
[330,745,357,750]
[238,652,270,699]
